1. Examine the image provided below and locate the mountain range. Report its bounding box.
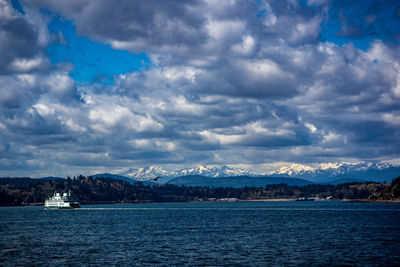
[48,162,399,188]
[118,165,256,181]
[103,162,400,186]
[267,162,400,183]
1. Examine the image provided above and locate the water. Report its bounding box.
[1,201,400,266]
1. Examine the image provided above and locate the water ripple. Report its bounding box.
[1,202,399,266]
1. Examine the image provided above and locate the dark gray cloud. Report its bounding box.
[0,1,48,74]
[1,0,400,177]
[25,0,208,56]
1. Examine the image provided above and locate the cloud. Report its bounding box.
[88,104,164,133]
[0,0,399,177]
[0,0,49,74]
[199,120,312,147]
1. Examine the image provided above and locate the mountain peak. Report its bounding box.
[118,165,169,179]
[193,164,211,172]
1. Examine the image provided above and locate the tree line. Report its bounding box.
[0,175,399,206]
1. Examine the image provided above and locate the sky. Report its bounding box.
[1,0,400,177]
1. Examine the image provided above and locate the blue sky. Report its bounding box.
[46,17,150,85]
[1,0,400,177]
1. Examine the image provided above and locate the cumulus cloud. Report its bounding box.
[0,0,49,74]
[1,0,400,176]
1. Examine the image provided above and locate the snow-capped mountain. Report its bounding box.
[117,164,256,180]
[114,162,400,183]
[174,165,256,178]
[265,162,400,183]
[119,165,169,180]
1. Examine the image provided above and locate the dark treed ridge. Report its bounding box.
[0,176,399,206]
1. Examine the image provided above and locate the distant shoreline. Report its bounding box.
[4,198,399,207]
[240,198,294,202]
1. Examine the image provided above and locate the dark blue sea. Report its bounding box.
[1,201,400,266]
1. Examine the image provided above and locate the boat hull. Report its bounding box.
[45,206,77,210]
[44,202,80,209]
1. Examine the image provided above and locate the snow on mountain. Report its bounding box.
[267,163,315,176]
[266,162,374,176]
[118,165,169,180]
[115,162,400,183]
[118,164,256,180]
[265,162,400,182]
[173,165,256,178]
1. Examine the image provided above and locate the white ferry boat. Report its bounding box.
[44,191,80,209]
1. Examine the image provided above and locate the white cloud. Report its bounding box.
[206,19,245,41]
[322,131,342,144]
[304,123,317,133]
[44,72,75,96]
[239,58,283,78]
[291,16,321,43]
[199,121,298,146]
[382,113,400,126]
[63,118,87,132]
[89,105,131,126]
[88,104,163,133]
[32,103,53,116]
[17,74,36,86]
[0,0,16,19]
[129,139,176,151]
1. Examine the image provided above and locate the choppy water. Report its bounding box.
[1,201,400,266]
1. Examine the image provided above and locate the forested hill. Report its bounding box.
[0,176,399,206]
